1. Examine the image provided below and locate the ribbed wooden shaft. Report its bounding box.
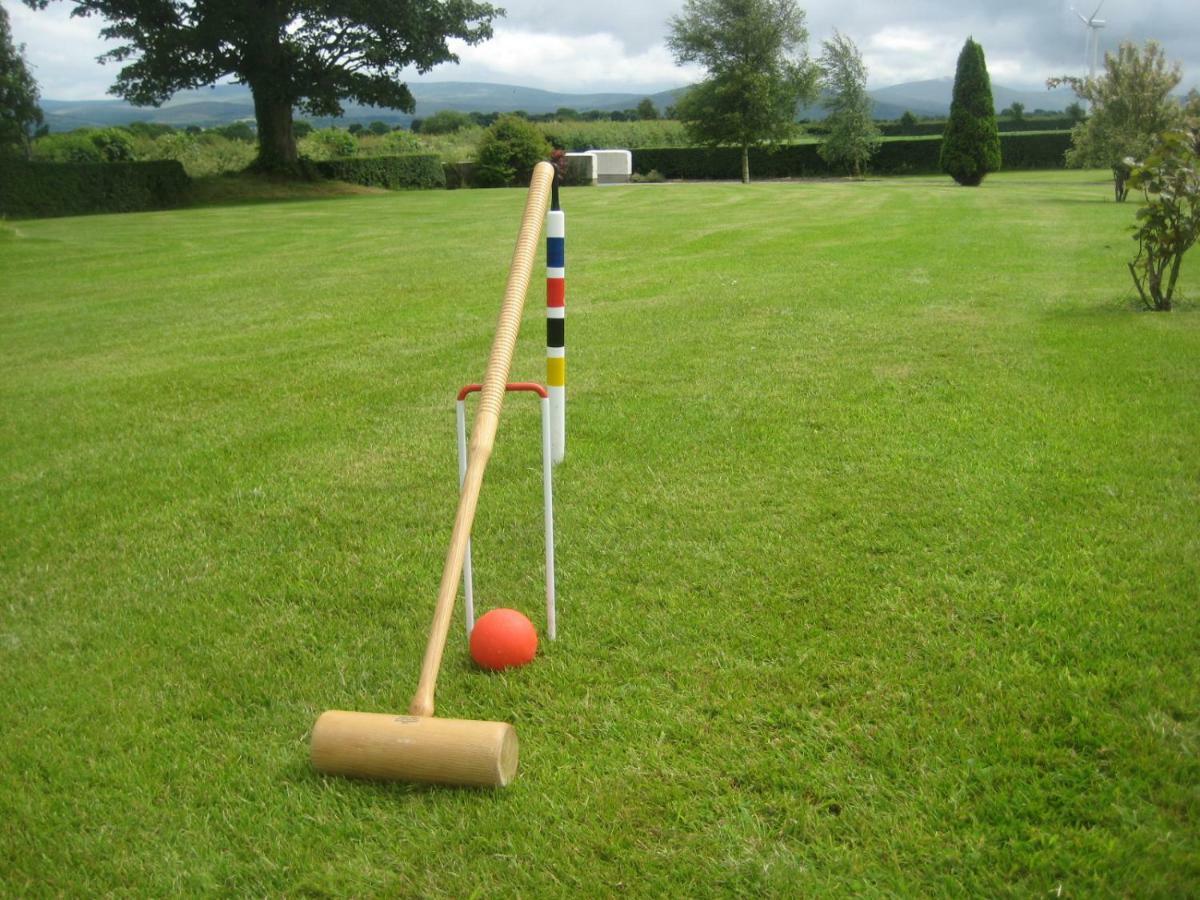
[409,162,555,717]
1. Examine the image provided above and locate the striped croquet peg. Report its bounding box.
[546,199,566,465]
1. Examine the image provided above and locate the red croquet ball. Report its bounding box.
[470,608,538,670]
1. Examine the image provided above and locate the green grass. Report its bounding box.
[1,171,1197,896]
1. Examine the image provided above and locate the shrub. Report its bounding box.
[0,159,190,218]
[32,131,104,163]
[1125,125,1200,311]
[474,115,552,188]
[125,121,176,139]
[298,128,357,160]
[418,110,473,135]
[31,127,135,163]
[383,130,421,154]
[89,127,135,162]
[314,154,445,190]
[941,38,1002,186]
[214,122,256,142]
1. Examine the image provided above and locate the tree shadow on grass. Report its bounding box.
[186,173,390,211]
[1043,293,1197,318]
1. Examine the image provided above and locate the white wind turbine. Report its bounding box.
[1073,0,1107,79]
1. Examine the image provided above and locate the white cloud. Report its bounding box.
[859,26,960,84]
[435,28,702,93]
[8,4,119,100]
[7,0,1198,101]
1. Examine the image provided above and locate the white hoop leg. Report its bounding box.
[456,385,556,640]
[456,398,476,636]
[541,395,557,640]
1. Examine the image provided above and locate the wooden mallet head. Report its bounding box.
[311,711,518,788]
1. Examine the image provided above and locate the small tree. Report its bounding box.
[897,110,919,134]
[817,30,880,177]
[1125,122,1200,311]
[0,0,43,159]
[215,121,255,142]
[940,37,1001,186]
[474,115,551,188]
[637,98,659,120]
[1002,101,1025,122]
[667,0,818,184]
[1048,41,1183,202]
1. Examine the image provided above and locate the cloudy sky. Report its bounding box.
[7,0,1198,101]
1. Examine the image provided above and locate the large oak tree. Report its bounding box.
[25,0,499,170]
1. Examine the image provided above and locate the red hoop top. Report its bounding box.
[457,382,548,401]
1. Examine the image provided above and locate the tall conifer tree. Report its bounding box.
[940,37,1001,186]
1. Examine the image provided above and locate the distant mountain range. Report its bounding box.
[40,79,1077,132]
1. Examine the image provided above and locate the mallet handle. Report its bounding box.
[409,161,555,717]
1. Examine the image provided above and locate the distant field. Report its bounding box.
[1,172,1197,895]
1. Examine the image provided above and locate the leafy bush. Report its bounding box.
[89,127,135,162]
[1125,125,1200,311]
[214,122,256,142]
[418,110,473,135]
[32,131,104,163]
[412,125,485,167]
[380,130,421,154]
[314,154,445,190]
[299,128,357,161]
[125,121,176,139]
[32,127,136,163]
[0,159,190,218]
[474,115,552,187]
[140,132,251,176]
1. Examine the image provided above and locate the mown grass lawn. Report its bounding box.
[1,171,1197,896]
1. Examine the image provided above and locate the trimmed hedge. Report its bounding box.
[443,162,475,190]
[870,116,1077,138]
[997,131,1073,170]
[0,159,190,218]
[314,154,445,190]
[632,132,1072,180]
